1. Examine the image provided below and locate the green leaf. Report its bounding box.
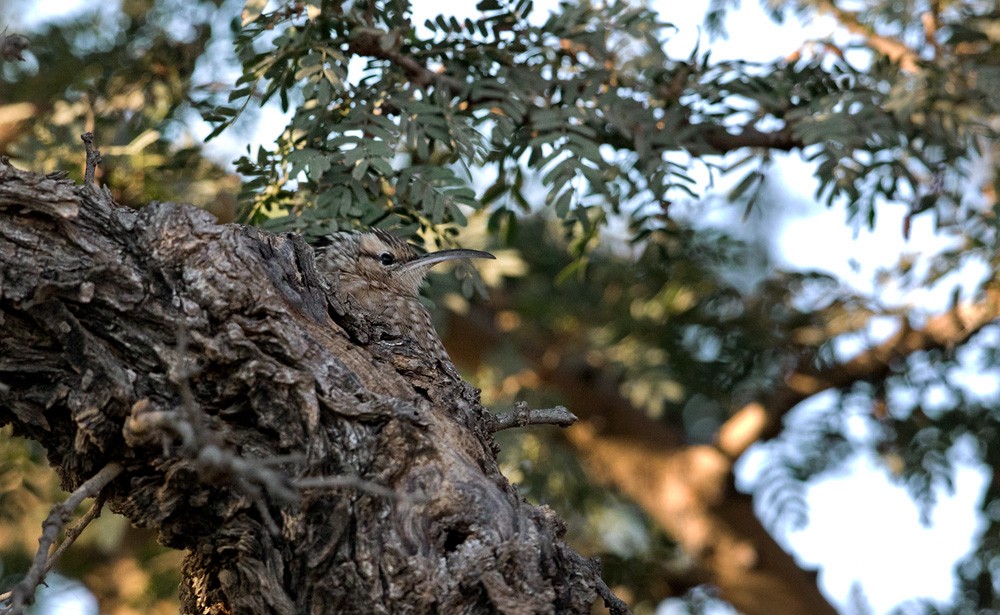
[728,170,761,202]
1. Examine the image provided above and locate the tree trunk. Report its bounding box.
[0,160,612,614]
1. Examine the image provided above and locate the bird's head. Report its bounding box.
[317,229,495,298]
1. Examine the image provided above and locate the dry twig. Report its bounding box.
[490,401,578,432]
[293,475,409,501]
[80,132,102,185]
[595,575,632,615]
[3,462,123,614]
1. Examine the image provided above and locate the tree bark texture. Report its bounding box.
[0,161,608,614]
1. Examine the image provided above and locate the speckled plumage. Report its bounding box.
[314,229,493,365]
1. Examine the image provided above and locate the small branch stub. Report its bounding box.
[80,132,102,186]
[596,575,632,615]
[0,29,29,62]
[490,401,578,432]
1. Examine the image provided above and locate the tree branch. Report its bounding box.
[80,132,102,186]
[490,401,578,432]
[349,28,466,92]
[595,575,632,615]
[717,291,1000,458]
[4,462,123,614]
[817,0,920,72]
[347,26,803,155]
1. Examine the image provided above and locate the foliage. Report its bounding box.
[210,0,997,246]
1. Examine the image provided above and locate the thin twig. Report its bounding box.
[490,401,578,432]
[44,497,105,574]
[6,462,123,614]
[254,498,282,536]
[595,575,632,615]
[125,405,300,505]
[80,132,102,186]
[293,475,408,501]
[349,28,466,92]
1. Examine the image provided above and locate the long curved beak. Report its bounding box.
[402,248,495,271]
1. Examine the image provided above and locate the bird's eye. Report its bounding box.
[378,252,395,266]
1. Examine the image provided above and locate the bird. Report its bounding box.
[313,228,494,366]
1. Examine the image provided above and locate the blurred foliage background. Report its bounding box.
[1,0,998,613]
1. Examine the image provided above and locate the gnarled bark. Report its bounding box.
[0,160,615,614]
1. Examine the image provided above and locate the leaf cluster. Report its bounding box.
[210,0,998,250]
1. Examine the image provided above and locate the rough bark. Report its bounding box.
[0,160,614,614]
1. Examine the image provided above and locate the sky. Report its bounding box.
[12,0,995,613]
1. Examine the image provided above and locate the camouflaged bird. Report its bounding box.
[314,228,494,366]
